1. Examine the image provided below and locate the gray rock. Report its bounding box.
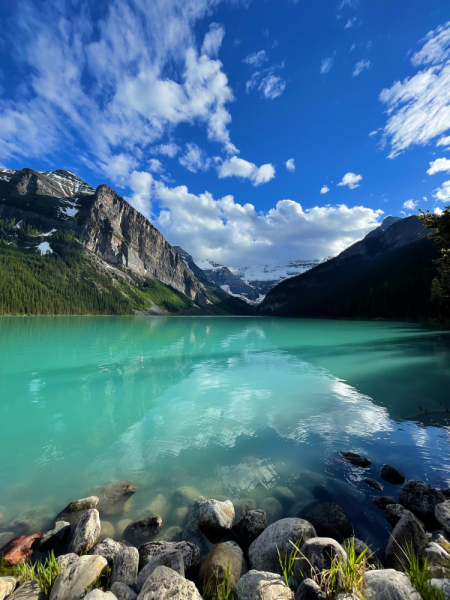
[140,495,170,523]
[430,579,450,600]
[181,499,212,560]
[89,539,123,566]
[95,482,137,517]
[136,551,184,592]
[363,478,383,491]
[138,541,201,579]
[56,554,79,572]
[382,514,428,572]
[341,452,371,468]
[423,542,450,567]
[306,503,353,543]
[385,504,423,529]
[272,488,296,508]
[295,537,346,580]
[40,522,71,552]
[199,542,247,595]
[381,466,406,485]
[83,591,116,600]
[54,498,99,528]
[236,570,294,600]
[428,566,450,579]
[232,510,267,550]
[110,583,137,600]
[0,577,16,600]
[373,497,397,510]
[123,517,162,547]
[436,500,450,533]
[198,500,234,543]
[399,480,445,528]
[69,510,101,554]
[260,498,283,525]
[296,579,326,600]
[234,499,257,521]
[49,555,107,600]
[111,547,139,587]
[248,518,316,574]
[431,530,450,545]
[137,566,202,600]
[155,527,182,543]
[363,569,421,600]
[8,581,45,600]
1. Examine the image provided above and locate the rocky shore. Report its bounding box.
[1,452,450,600]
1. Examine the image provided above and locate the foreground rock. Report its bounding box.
[198,500,234,543]
[232,510,267,550]
[199,542,247,594]
[84,591,116,600]
[236,570,294,600]
[110,582,137,600]
[430,579,450,600]
[423,542,450,567]
[89,539,123,566]
[382,514,428,572]
[69,510,100,554]
[295,538,346,580]
[0,578,16,600]
[123,517,162,547]
[49,555,107,600]
[296,579,326,600]
[54,497,99,527]
[0,534,43,566]
[306,503,353,543]
[399,480,445,528]
[138,566,202,600]
[248,518,316,574]
[56,554,79,571]
[381,465,406,485]
[341,452,371,468]
[40,522,71,553]
[9,581,45,600]
[435,500,450,533]
[138,541,201,578]
[136,550,185,592]
[95,481,137,516]
[363,569,421,600]
[111,547,139,587]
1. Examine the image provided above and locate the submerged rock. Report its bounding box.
[138,566,202,600]
[233,499,257,521]
[340,452,371,468]
[363,479,383,491]
[95,481,137,517]
[9,508,53,537]
[259,498,283,525]
[69,509,100,554]
[236,570,294,600]
[123,517,162,547]
[198,500,234,543]
[381,465,406,485]
[173,487,203,507]
[54,497,99,527]
[306,503,353,543]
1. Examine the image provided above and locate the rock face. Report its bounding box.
[248,518,316,574]
[0,577,16,600]
[306,503,353,543]
[436,500,450,533]
[199,542,248,594]
[136,550,185,592]
[381,465,406,485]
[382,514,428,572]
[123,517,162,547]
[295,538,346,580]
[340,453,371,468]
[236,570,294,600]
[111,547,139,587]
[399,480,445,528]
[138,566,202,600]
[138,541,201,579]
[69,509,100,554]
[95,482,137,516]
[198,500,234,543]
[0,534,43,566]
[8,581,45,600]
[49,555,107,600]
[40,522,71,552]
[363,569,422,600]
[232,510,267,550]
[296,579,327,600]
[89,539,123,566]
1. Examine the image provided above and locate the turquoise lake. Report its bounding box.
[1,317,450,549]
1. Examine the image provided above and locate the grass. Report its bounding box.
[0,552,61,598]
[277,540,302,588]
[401,542,445,600]
[87,567,112,593]
[202,561,232,600]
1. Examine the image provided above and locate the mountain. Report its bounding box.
[0,168,252,316]
[259,216,439,320]
[195,258,261,303]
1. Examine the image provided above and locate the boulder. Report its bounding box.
[198,500,234,543]
[295,538,346,580]
[181,499,212,560]
[423,542,450,567]
[373,497,397,510]
[83,592,116,600]
[54,497,99,527]
[381,466,406,485]
[232,510,267,551]
[137,566,202,600]
[399,480,445,528]
[248,518,316,574]
[236,570,294,600]
[272,488,296,508]
[259,499,283,525]
[49,555,107,600]
[69,510,100,554]
[0,534,43,566]
[138,541,201,579]
[123,517,162,547]
[8,581,45,600]
[56,554,79,572]
[173,487,203,507]
[199,542,247,594]
[95,482,137,517]
[340,452,371,468]
[382,514,428,572]
[384,504,423,529]
[0,577,16,600]
[89,539,123,566]
[430,579,450,600]
[363,569,421,600]
[140,496,170,523]
[296,579,326,600]
[40,522,71,553]
[306,503,353,543]
[234,499,257,521]
[363,479,383,491]
[111,547,139,587]
[110,583,137,600]
[136,550,185,592]
[436,500,450,533]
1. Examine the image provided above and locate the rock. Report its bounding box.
[49,555,107,600]
[442,490,450,500]
[363,569,421,600]
[181,499,212,559]
[430,579,450,600]
[155,527,182,543]
[232,510,267,551]
[99,522,115,542]
[343,538,377,565]
[381,466,406,485]
[111,547,139,587]
[431,530,450,546]
[40,522,71,553]
[385,504,423,529]
[295,538,346,580]
[56,554,79,572]
[95,482,137,516]
[116,521,132,540]
[428,566,450,579]
[373,497,397,510]
[0,534,15,550]
[198,500,234,543]
[234,499,257,521]
[173,487,203,507]
[236,570,294,600]
[296,579,326,600]
[136,551,185,592]
[363,478,383,491]
[382,514,428,572]
[141,496,170,522]
[69,510,100,554]
[399,480,445,528]
[336,596,358,600]
[138,541,201,579]
[272,488,296,508]
[137,566,202,600]
[306,503,353,543]
[248,518,316,574]
[173,508,189,528]
[436,500,450,534]
[83,591,116,600]
[54,497,99,527]
[341,452,371,468]
[110,583,137,600]
[0,534,43,566]
[259,499,283,525]
[123,517,162,547]
[89,539,123,566]
[9,508,53,537]
[8,581,45,600]
[0,577,16,600]
[199,542,247,594]
[423,542,450,567]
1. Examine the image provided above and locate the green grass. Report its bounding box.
[0,552,61,598]
[87,566,112,593]
[401,543,445,600]
[202,561,232,600]
[277,540,302,588]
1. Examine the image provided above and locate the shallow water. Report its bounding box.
[1,317,450,549]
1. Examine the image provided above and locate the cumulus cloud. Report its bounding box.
[380,21,450,158]
[427,157,450,174]
[179,143,211,173]
[403,199,418,210]
[321,57,334,74]
[434,180,450,202]
[353,59,371,77]
[243,50,268,67]
[218,156,275,186]
[285,159,295,172]
[320,185,330,194]
[337,172,362,189]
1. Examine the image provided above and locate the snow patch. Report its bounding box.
[41,229,57,237]
[182,258,194,276]
[37,242,53,255]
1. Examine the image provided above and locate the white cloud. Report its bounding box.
[321,57,334,74]
[285,158,295,172]
[380,21,450,158]
[345,17,356,29]
[320,185,330,194]
[434,207,444,215]
[353,59,371,77]
[403,199,418,210]
[437,136,450,147]
[338,0,358,8]
[337,172,362,189]
[243,50,268,67]
[258,75,286,99]
[202,23,225,57]
[369,130,379,137]
[218,156,275,186]
[179,143,211,173]
[148,158,164,173]
[126,171,154,217]
[150,143,181,158]
[434,180,450,202]
[427,157,450,175]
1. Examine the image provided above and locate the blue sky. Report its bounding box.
[1,0,450,267]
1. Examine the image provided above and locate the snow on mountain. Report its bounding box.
[234,260,320,285]
[40,170,95,197]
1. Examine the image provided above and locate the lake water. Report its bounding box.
[1,317,450,550]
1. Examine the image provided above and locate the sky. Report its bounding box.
[1,0,450,268]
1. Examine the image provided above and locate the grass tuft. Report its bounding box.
[0,552,61,598]
[202,561,232,600]
[400,542,445,600]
